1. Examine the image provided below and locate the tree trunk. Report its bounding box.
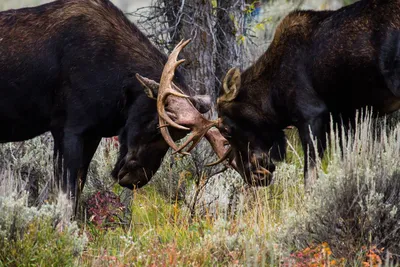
[163,0,183,45]
[178,0,217,117]
[215,0,245,96]
[161,0,245,117]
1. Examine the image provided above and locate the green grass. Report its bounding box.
[0,219,82,267]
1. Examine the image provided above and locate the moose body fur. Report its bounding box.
[0,0,198,208]
[217,0,400,188]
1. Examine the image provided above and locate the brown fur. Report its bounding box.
[0,0,166,72]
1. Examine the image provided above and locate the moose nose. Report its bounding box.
[246,153,276,186]
[118,176,134,190]
[247,166,273,186]
[250,152,273,169]
[117,160,140,185]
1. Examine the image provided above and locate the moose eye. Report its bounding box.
[220,126,232,139]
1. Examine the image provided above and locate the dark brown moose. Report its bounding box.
[0,0,229,212]
[215,0,400,188]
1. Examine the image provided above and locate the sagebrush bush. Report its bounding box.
[0,170,87,266]
[0,134,55,206]
[280,112,400,263]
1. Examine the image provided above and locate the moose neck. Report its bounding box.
[238,11,330,129]
[238,49,290,129]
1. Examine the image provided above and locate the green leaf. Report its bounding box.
[255,22,265,31]
[237,34,245,45]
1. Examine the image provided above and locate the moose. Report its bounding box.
[142,0,400,189]
[0,0,229,212]
[216,0,400,188]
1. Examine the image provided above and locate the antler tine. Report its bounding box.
[159,40,191,87]
[159,119,178,150]
[174,59,186,69]
[172,128,208,155]
[170,40,191,62]
[172,120,219,155]
[172,134,199,155]
[157,39,193,153]
[205,147,233,167]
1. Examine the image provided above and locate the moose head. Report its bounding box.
[117,40,236,188]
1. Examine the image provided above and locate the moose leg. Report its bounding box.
[298,115,328,191]
[51,130,64,190]
[62,130,84,214]
[74,136,101,215]
[52,132,61,186]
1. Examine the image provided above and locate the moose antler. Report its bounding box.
[157,39,220,155]
[205,146,233,167]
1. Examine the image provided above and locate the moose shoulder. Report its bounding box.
[216,0,400,188]
[0,0,228,212]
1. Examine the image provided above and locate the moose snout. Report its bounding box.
[244,153,276,186]
[117,160,149,189]
[250,153,276,171]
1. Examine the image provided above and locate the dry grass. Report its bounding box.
[3,112,400,266]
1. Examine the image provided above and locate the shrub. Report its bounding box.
[0,134,55,206]
[87,191,125,228]
[280,112,400,263]
[0,171,87,266]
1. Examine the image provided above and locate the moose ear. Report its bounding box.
[219,67,241,102]
[136,73,159,100]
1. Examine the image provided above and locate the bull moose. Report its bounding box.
[0,0,228,212]
[143,0,400,189]
[216,0,400,188]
